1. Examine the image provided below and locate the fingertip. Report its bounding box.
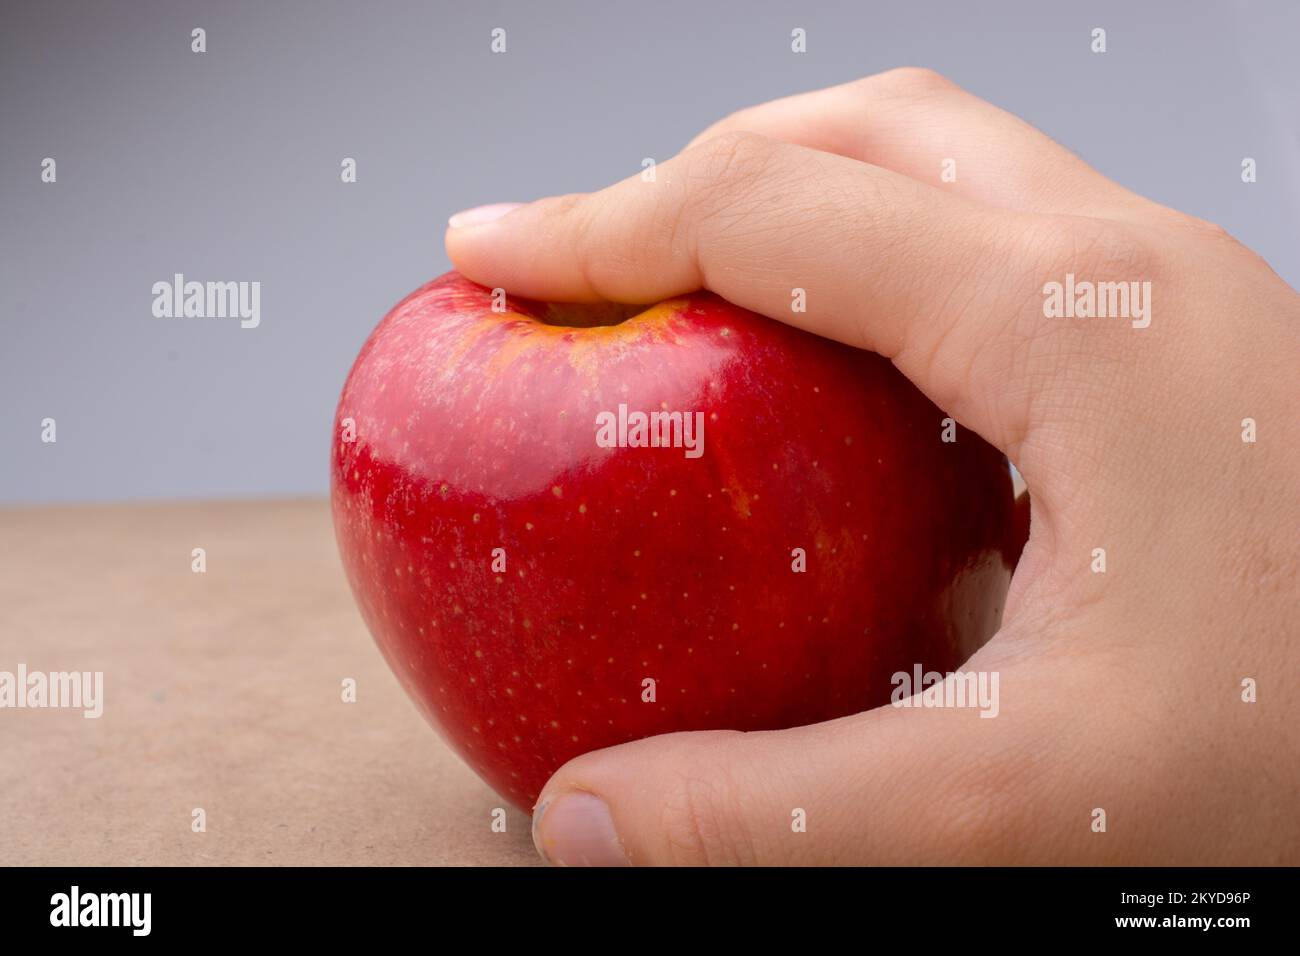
[531,790,631,867]
[443,212,512,290]
[447,201,525,230]
[444,196,597,301]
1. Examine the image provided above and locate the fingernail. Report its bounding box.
[532,792,630,867]
[447,202,523,229]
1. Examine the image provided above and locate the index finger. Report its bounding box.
[445,131,1146,464]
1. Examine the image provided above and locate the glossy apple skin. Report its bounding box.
[331,272,1018,810]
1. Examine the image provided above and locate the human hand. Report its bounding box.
[444,69,1300,865]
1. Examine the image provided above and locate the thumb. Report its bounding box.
[530,642,1069,866]
[531,726,831,866]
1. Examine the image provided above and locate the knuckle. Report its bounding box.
[703,104,759,139]
[654,740,756,866]
[861,66,955,99]
[684,129,777,192]
[1173,212,1236,245]
[1011,215,1164,375]
[670,131,781,273]
[939,792,1023,863]
[539,191,589,227]
[1162,212,1283,279]
[549,192,606,293]
[1031,215,1161,285]
[553,188,670,301]
[541,192,597,251]
[923,747,1042,863]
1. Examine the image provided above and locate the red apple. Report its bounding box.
[331,271,1019,809]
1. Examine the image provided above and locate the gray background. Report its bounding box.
[3,0,1297,505]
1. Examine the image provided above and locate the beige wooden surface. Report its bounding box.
[0,499,539,866]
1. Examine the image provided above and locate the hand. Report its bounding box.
[444,69,1300,865]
